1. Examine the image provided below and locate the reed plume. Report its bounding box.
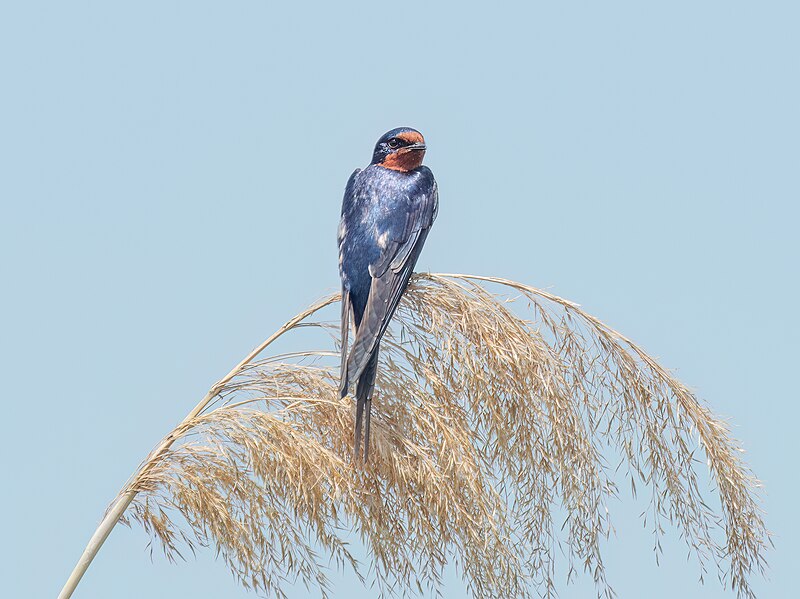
[58,273,768,599]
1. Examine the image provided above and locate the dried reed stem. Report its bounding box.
[58,274,767,599]
[57,294,338,599]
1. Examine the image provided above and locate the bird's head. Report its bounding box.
[371,127,427,172]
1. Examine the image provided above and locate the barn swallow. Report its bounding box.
[338,127,438,462]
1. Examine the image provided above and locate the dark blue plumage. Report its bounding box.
[338,127,438,462]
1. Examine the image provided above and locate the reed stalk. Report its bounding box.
[58,274,767,599]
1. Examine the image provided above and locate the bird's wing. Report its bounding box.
[338,168,360,397]
[338,169,361,280]
[346,176,438,382]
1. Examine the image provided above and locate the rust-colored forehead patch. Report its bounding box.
[396,130,424,144]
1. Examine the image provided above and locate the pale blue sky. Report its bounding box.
[2,2,797,597]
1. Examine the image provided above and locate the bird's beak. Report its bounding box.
[404,142,426,152]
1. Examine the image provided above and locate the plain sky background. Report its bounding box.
[2,2,797,597]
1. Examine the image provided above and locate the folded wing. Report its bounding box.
[346,177,438,383]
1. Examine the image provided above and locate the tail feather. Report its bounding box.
[354,386,365,460]
[341,287,380,463]
[353,347,379,462]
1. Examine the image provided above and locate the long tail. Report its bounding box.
[341,287,380,462]
[353,347,379,462]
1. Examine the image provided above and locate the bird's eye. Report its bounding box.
[387,138,400,149]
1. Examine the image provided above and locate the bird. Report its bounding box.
[338,127,438,462]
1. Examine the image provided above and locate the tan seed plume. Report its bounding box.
[58,273,768,599]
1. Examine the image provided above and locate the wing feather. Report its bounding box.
[346,177,437,382]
